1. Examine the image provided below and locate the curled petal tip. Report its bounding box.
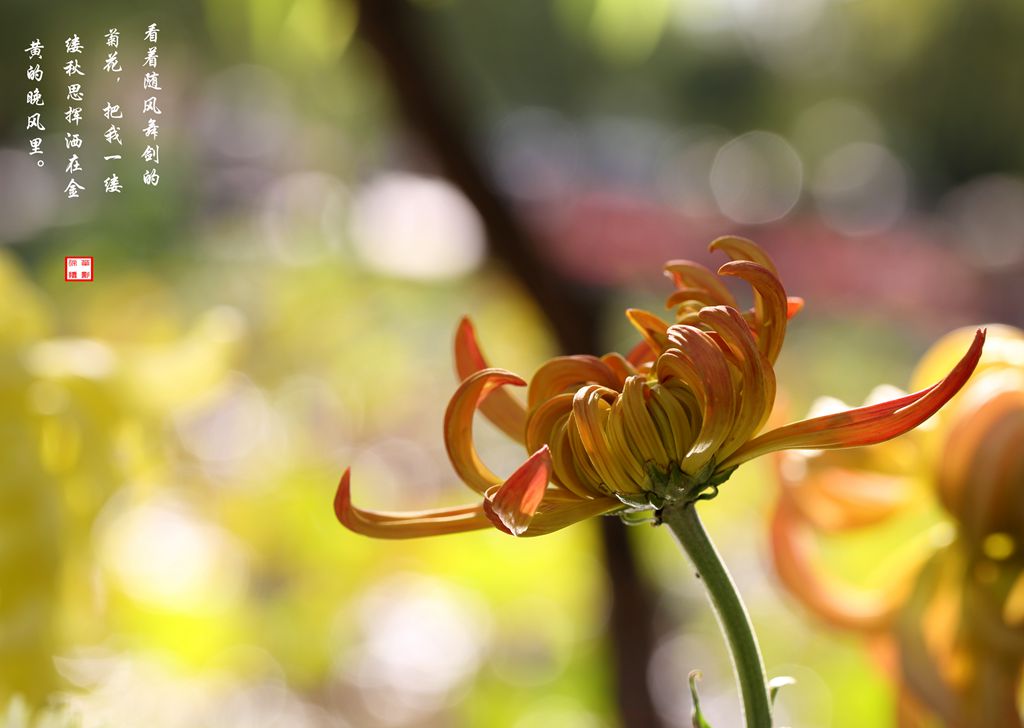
[454,316,482,352]
[445,368,529,494]
[334,468,353,525]
[706,235,744,254]
[709,235,783,280]
[625,308,672,352]
[485,446,552,536]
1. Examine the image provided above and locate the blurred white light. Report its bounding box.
[349,173,486,280]
[865,384,907,406]
[208,681,346,728]
[262,172,348,265]
[813,142,908,235]
[941,174,1024,271]
[672,0,825,39]
[342,574,490,724]
[54,651,347,728]
[25,338,117,380]
[710,131,803,224]
[98,494,248,612]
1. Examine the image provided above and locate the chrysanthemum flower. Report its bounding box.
[335,237,985,539]
[770,325,1023,727]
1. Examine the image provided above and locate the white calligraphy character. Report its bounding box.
[103,52,123,73]
[64,180,85,198]
[104,125,123,145]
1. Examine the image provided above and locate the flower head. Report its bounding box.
[770,325,1022,725]
[336,237,985,538]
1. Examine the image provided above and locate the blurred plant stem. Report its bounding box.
[350,1,665,725]
[663,503,771,728]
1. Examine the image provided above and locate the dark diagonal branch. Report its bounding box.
[351,2,665,726]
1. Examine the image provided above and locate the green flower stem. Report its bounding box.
[662,501,772,728]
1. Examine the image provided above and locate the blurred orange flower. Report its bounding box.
[771,325,1024,727]
[336,237,984,539]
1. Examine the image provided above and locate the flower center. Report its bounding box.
[528,374,735,510]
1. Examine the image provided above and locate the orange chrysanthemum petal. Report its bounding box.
[482,446,553,536]
[663,259,736,307]
[527,355,621,409]
[444,368,527,494]
[454,317,528,443]
[657,326,736,473]
[781,461,915,532]
[770,498,903,630]
[625,309,673,354]
[573,385,643,492]
[334,469,493,538]
[600,352,637,386]
[721,329,987,470]
[717,260,789,365]
[484,485,621,537]
[625,339,656,367]
[698,305,776,455]
[709,235,780,276]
